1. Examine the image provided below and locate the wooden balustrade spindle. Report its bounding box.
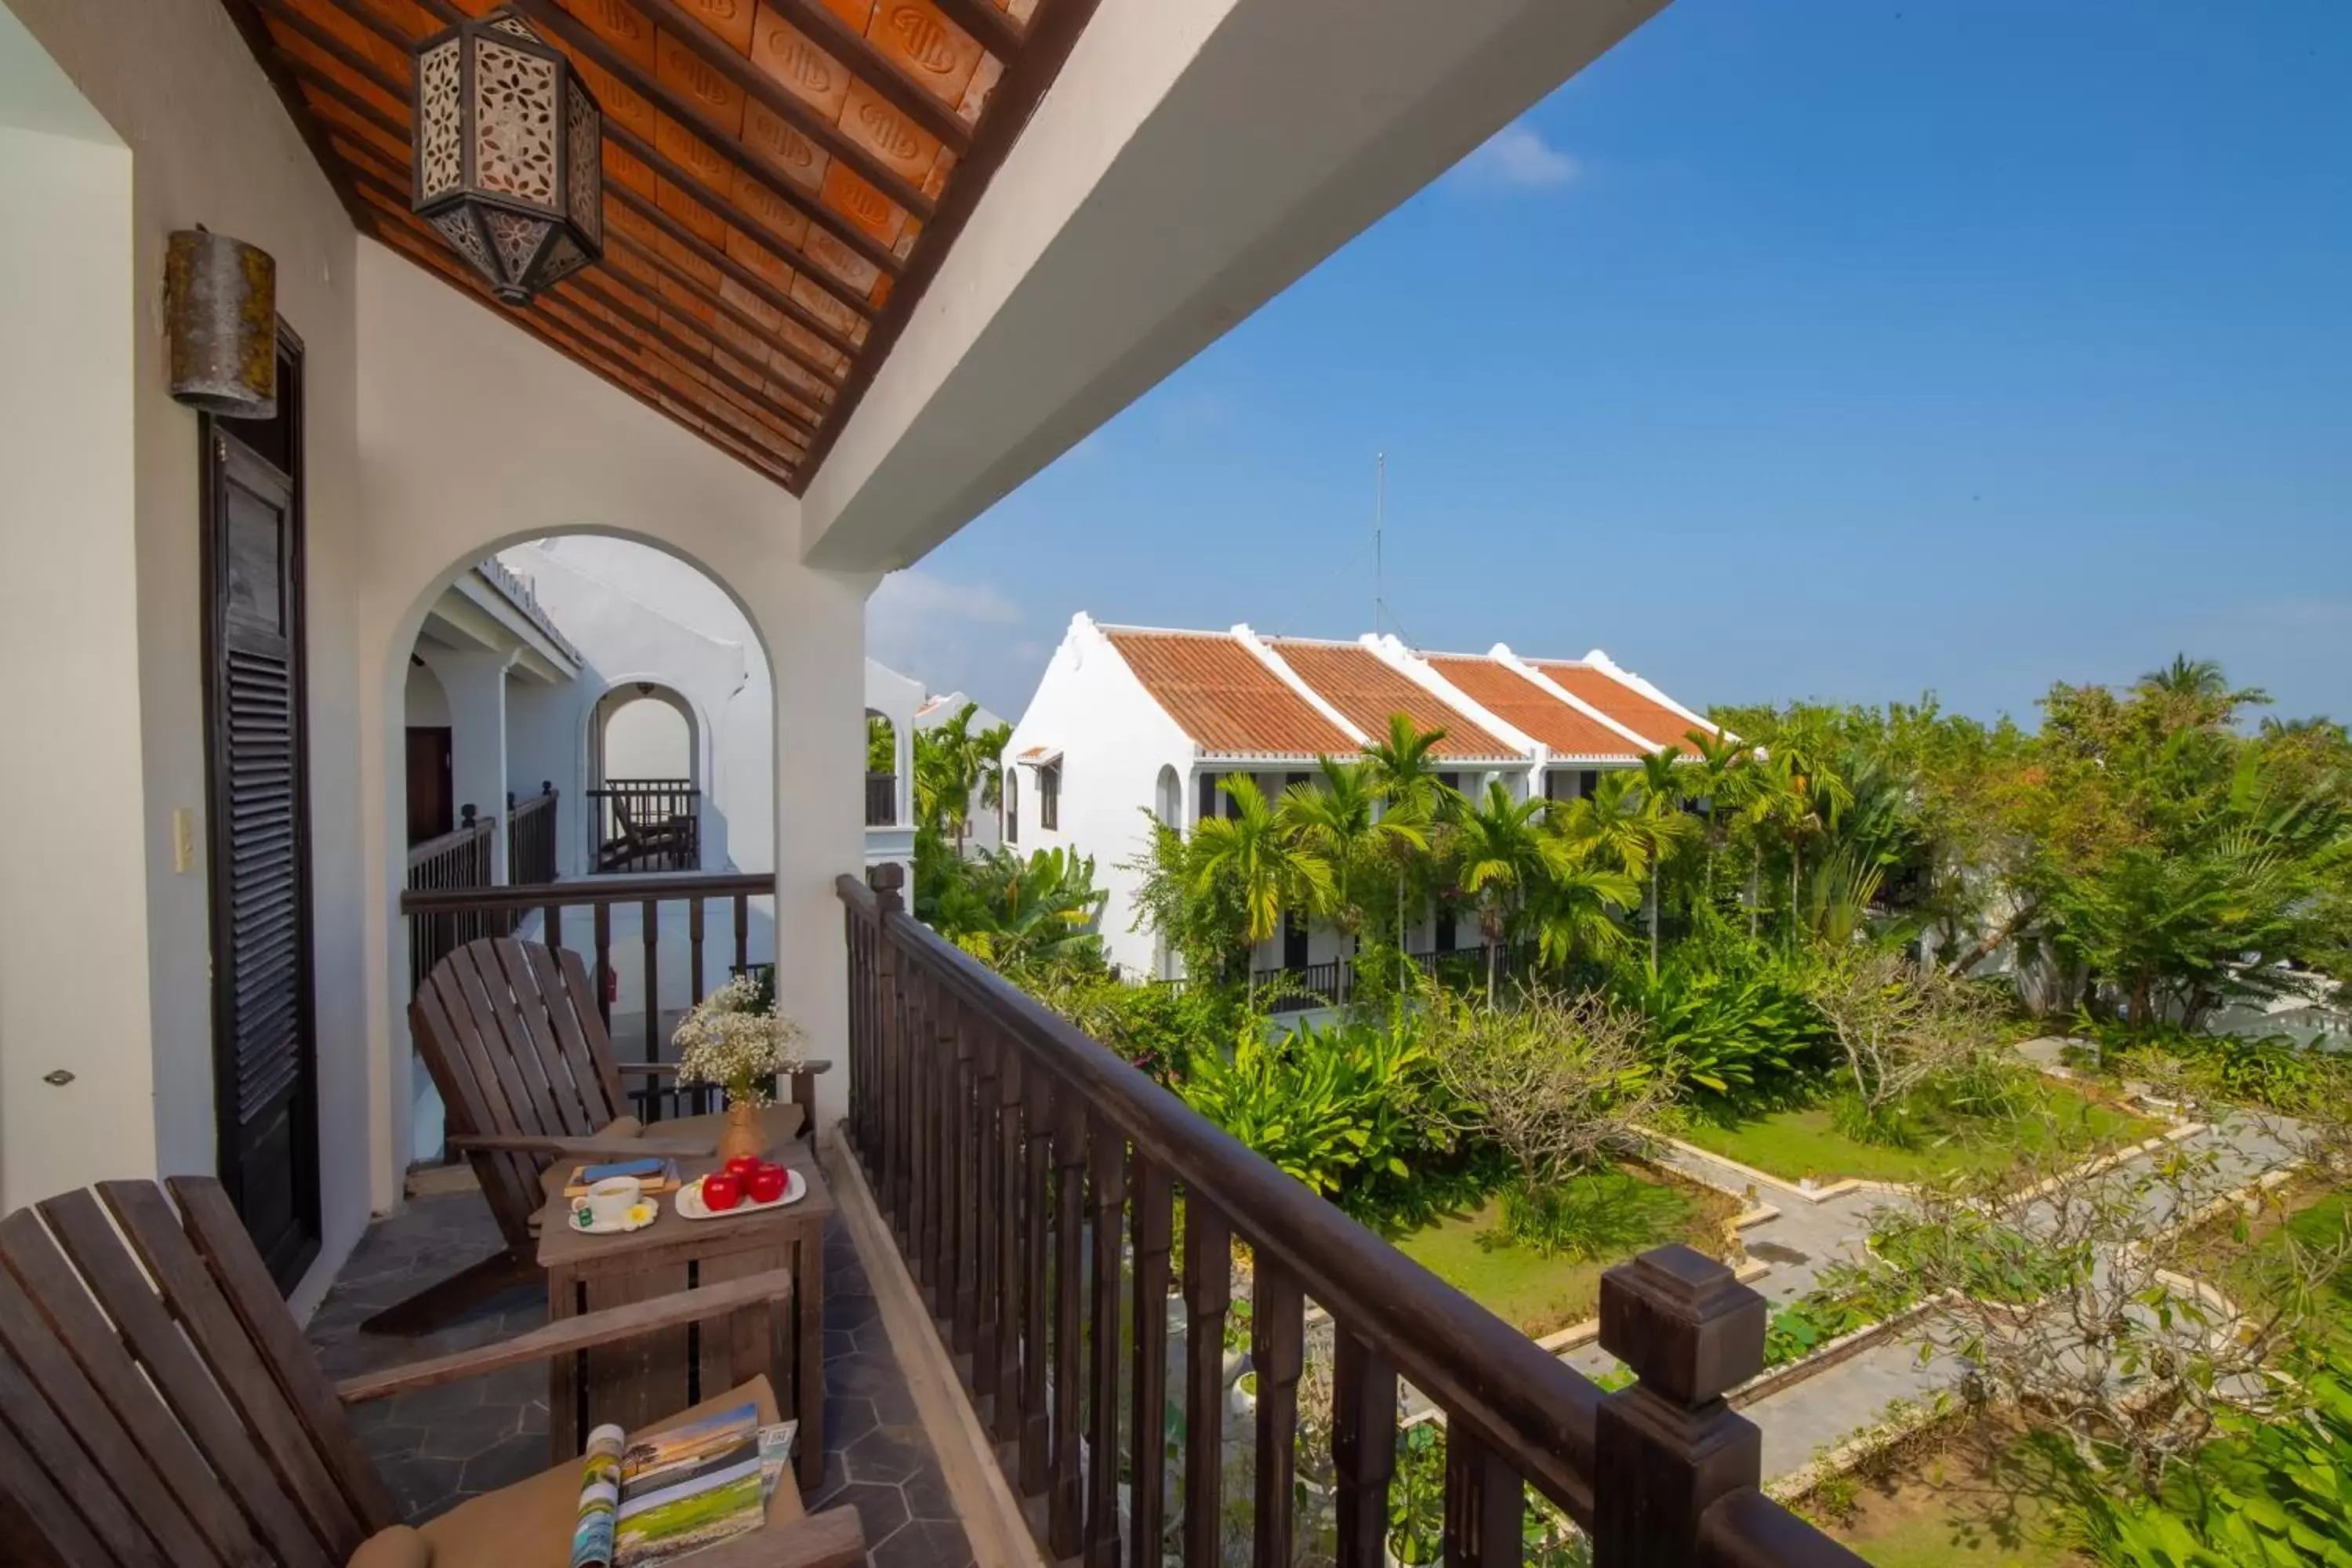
[1333,1329,1398,1568]
[972,1028,1004,1399]
[1084,1123,1126,1567]
[641,898,661,1115]
[906,975,933,1287]
[1129,1156,1174,1568]
[1048,1102,1087,1558]
[731,891,750,972]
[1250,1258,1304,1568]
[688,898,706,1007]
[1181,1200,1231,1568]
[993,1047,1028,1445]
[952,1012,982,1356]
[593,902,613,1029]
[1018,1079,1052,1495]
[1444,1430,1524,1568]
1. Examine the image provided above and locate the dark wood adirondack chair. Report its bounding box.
[594,797,693,872]
[0,1176,862,1568]
[377,937,827,1335]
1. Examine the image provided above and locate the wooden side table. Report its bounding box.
[535,1139,833,1490]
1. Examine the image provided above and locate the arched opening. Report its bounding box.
[390,534,780,1167]
[590,681,700,873]
[865,710,897,827]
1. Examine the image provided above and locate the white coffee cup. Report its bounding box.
[584,1176,642,1229]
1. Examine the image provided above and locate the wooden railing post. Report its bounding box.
[867,862,905,1230]
[1592,1245,1766,1568]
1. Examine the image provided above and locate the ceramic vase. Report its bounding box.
[718,1098,762,1163]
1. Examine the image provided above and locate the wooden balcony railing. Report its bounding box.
[506,783,558,885]
[405,808,502,994]
[840,865,1864,1568]
[865,772,898,827]
[401,870,771,1122]
[587,779,699,873]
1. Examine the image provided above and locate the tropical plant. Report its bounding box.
[911,701,1011,852]
[1631,959,1827,1104]
[1360,713,1461,983]
[1278,756,1423,1000]
[1801,945,2003,1137]
[917,844,1106,975]
[1446,782,1586,1000]
[1189,775,1333,996]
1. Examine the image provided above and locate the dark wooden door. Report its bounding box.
[203,332,320,1291]
[406,726,454,844]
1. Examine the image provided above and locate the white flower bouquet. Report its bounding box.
[671,972,806,1109]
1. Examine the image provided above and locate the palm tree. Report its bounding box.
[1360,713,1460,983]
[1686,730,1755,902]
[1751,733,1851,949]
[1524,851,1638,973]
[1631,748,1700,976]
[1447,781,1573,1002]
[1278,757,1423,1001]
[1190,775,1332,998]
[913,702,1011,855]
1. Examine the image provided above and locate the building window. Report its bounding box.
[1004,771,1019,844]
[1039,761,1061,831]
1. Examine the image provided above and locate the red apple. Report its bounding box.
[748,1164,787,1204]
[724,1156,761,1180]
[702,1172,743,1210]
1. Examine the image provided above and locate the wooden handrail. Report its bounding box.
[405,815,495,869]
[837,869,1866,1566]
[401,870,771,916]
[838,874,1605,1513]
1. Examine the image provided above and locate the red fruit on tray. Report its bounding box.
[724,1156,761,1179]
[747,1165,787,1204]
[702,1173,743,1210]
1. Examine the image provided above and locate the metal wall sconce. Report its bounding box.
[165,229,277,417]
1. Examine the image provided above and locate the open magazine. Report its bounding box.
[568,1402,800,1568]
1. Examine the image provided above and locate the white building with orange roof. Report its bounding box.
[1006,615,1722,987]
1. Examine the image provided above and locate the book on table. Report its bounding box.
[567,1401,800,1568]
[561,1156,681,1199]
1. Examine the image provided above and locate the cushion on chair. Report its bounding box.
[343,1377,804,1568]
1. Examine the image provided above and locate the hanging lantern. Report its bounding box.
[411,8,602,304]
[165,230,277,416]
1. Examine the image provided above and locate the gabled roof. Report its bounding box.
[1263,639,1515,761]
[1421,655,1645,760]
[1533,662,1715,752]
[1104,629,1356,759]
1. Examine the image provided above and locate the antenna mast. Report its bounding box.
[1373,450,1385,637]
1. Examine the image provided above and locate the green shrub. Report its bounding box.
[2099,1018,2347,1117]
[1492,1170,1690,1262]
[1626,957,1829,1109]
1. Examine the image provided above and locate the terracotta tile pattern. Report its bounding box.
[1108,632,1358,758]
[247,0,1083,492]
[1424,657,1645,759]
[1265,641,1516,760]
[1534,662,1716,752]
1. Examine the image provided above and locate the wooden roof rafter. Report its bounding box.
[218,0,1102,492]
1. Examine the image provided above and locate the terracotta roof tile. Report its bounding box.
[1424,657,1645,759]
[1534,663,1716,751]
[1266,641,1517,760]
[1106,631,1358,757]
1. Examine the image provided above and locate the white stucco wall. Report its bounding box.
[0,0,372,1314]
[1006,615,1196,975]
[356,248,871,1215]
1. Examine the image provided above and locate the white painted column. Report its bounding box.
[416,646,512,884]
[0,83,152,1211]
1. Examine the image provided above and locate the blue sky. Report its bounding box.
[869,0,2350,729]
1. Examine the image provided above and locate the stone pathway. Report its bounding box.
[307,1179,974,1567]
[1555,1092,2311,1484]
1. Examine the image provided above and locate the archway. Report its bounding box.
[590,680,700,873]
[390,535,785,1164]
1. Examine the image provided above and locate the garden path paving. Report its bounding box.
[1553,1108,2310,1483]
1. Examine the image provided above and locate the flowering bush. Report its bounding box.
[672,972,805,1108]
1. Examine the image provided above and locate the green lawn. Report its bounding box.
[1679,1084,2156,1187]
[1825,1423,2085,1568]
[1838,1497,2079,1568]
[2215,1184,2352,1349]
[1393,1167,1732,1338]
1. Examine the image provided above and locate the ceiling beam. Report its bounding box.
[606,179,859,358]
[249,0,409,99]
[274,49,408,143]
[793,0,1099,485]
[730,0,971,155]
[558,270,823,445]
[606,0,939,221]
[927,0,1027,62]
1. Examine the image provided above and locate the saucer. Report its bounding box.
[569,1200,658,1235]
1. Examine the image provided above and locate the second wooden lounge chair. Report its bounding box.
[374,935,829,1335]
